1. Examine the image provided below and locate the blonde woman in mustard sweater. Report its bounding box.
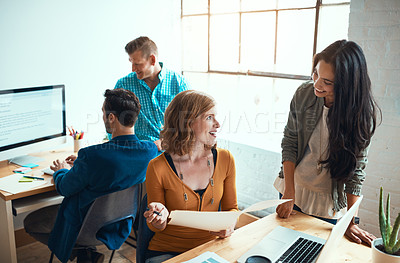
[143,90,238,263]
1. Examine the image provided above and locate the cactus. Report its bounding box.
[379,187,400,254]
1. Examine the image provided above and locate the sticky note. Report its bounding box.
[13,167,32,173]
[19,178,34,182]
[23,163,39,168]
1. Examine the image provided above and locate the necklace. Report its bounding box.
[316,120,323,174]
[317,108,328,174]
[175,152,215,205]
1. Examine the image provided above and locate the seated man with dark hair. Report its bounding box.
[24,88,158,263]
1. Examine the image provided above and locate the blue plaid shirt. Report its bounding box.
[114,62,188,142]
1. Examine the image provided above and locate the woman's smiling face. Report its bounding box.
[312,60,335,107]
[191,107,220,147]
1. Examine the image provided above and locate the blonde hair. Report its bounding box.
[160,90,216,155]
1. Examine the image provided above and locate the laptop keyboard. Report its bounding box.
[276,237,324,263]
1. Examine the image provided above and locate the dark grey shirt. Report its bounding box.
[279,81,368,212]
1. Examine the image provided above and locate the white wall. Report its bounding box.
[348,0,400,237]
[0,0,182,229]
[0,0,182,142]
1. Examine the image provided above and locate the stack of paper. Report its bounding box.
[0,174,48,194]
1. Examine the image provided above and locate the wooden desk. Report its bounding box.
[0,148,73,263]
[164,212,372,263]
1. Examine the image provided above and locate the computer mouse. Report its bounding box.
[245,255,272,263]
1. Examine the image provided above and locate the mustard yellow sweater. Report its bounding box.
[145,148,238,253]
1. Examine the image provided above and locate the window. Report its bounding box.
[181,0,350,150]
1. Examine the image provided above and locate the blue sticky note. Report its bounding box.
[23,163,39,168]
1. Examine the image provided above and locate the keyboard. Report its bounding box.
[276,237,323,263]
[41,167,54,175]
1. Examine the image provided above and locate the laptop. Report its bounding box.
[237,196,363,263]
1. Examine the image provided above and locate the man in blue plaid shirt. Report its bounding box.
[115,36,188,150]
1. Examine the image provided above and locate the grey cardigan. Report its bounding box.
[279,81,368,212]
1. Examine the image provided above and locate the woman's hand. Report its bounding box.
[345,223,376,246]
[65,155,77,166]
[276,192,296,218]
[277,161,296,218]
[209,224,235,238]
[144,202,169,230]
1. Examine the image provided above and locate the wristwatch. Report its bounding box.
[352,216,360,225]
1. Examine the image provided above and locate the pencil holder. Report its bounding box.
[74,139,84,152]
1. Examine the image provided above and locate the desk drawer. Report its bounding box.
[12,191,63,216]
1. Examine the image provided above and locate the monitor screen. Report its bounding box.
[0,85,66,163]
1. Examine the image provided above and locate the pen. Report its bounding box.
[23,175,45,180]
[153,207,164,216]
[147,207,163,216]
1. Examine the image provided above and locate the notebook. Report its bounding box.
[237,196,363,263]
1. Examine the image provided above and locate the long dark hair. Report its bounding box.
[314,40,381,181]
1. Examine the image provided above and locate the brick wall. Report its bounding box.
[348,0,400,237]
[218,139,281,217]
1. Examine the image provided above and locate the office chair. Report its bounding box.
[136,194,155,263]
[49,184,141,263]
[124,182,146,249]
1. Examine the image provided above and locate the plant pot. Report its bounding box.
[372,238,400,263]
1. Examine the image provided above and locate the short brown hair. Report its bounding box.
[160,90,216,156]
[124,36,158,58]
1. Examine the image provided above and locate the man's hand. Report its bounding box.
[50,159,72,172]
[65,155,77,166]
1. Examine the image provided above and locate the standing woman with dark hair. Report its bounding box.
[274,40,380,246]
[143,90,237,263]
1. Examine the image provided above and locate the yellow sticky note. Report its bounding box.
[19,178,34,182]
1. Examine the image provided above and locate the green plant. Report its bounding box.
[379,187,400,254]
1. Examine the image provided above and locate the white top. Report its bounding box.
[274,106,346,219]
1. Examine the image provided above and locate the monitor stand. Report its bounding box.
[9,155,45,166]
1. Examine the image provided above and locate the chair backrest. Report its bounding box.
[75,184,141,248]
[136,194,155,263]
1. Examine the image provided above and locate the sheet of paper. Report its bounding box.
[182,251,230,263]
[169,210,242,231]
[243,199,291,213]
[0,174,48,194]
[168,199,291,231]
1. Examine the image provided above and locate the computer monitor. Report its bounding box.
[0,85,66,165]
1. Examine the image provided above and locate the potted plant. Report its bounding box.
[371,187,400,262]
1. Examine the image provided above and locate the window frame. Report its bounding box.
[181,0,350,81]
